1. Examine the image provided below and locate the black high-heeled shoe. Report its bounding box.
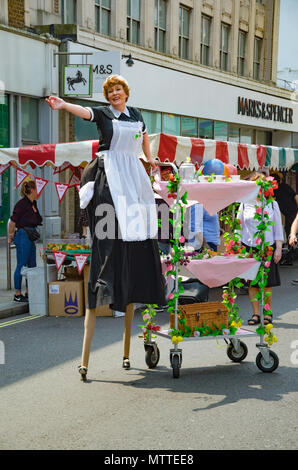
[78,365,88,381]
[122,358,130,370]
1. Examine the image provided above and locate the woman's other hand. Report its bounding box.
[45,96,66,110]
[289,233,297,246]
[148,157,157,170]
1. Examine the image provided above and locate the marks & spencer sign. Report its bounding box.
[238,97,293,124]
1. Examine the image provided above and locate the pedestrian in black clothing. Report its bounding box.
[271,172,298,266]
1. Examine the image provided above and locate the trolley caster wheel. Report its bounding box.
[144,344,160,369]
[172,355,180,379]
[170,350,182,379]
[256,350,279,373]
[227,341,248,363]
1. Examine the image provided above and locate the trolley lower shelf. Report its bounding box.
[144,328,279,378]
[155,327,258,341]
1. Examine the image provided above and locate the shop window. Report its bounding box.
[240,127,253,145]
[0,94,10,237]
[162,113,180,136]
[238,31,246,76]
[199,119,213,139]
[253,37,262,80]
[0,94,9,148]
[201,15,211,66]
[95,0,111,36]
[214,121,228,141]
[229,124,240,143]
[127,0,141,45]
[74,100,102,141]
[179,5,190,60]
[21,97,39,144]
[141,110,162,135]
[60,0,77,24]
[155,0,167,53]
[220,23,230,71]
[181,116,197,137]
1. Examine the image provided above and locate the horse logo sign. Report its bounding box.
[63,65,92,97]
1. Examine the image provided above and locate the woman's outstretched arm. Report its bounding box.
[45,96,91,120]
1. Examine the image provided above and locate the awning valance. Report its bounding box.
[0,133,298,170]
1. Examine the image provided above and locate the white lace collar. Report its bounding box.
[109,105,130,118]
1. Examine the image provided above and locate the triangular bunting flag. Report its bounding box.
[35,176,48,197]
[54,182,69,202]
[16,169,30,188]
[74,254,89,275]
[75,183,80,192]
[53,162,71,174]
[0,163,11,175]
[53,251,67,271]
[69,173,81,186]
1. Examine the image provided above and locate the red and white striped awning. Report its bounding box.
[0,133,298,170]
[150,133,298,170]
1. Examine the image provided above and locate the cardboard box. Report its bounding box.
[49,280,84,317]
[83,264,113,317]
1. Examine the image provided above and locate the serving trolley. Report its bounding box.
[143,163,280,378]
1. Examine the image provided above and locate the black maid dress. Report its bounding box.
[80,105,166,312]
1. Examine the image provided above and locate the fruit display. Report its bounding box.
[46,242,90,251]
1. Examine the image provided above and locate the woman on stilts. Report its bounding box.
[46,75,165,380]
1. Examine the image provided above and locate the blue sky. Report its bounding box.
[278,0,298,70]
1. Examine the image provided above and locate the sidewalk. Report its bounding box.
[0,238,44,319]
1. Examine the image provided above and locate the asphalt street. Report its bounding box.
[0,265,297,451]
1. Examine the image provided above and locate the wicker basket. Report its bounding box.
[169,302,229,336]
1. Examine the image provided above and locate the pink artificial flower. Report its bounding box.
[166,264,173,271]
[179,236,185,243]
[228,297,235,304]
[143,313,151,320]
[256,207,262,215]
[237,219,242,225]
[168,293,174,300]
[264,303,271,311]
[227,240,235,250]
[265,261,271,268]
[222,293,229,299]
[255,237,262,245]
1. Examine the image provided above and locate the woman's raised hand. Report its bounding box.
[45,96,66,110]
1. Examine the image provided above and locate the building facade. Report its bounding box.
[1,0,297,237]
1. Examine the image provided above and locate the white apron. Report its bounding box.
[80,119,158,242]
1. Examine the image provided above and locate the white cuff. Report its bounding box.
[85,107,94,121]
[79,181,95,209]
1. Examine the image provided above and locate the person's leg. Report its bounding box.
[248,286,260,324]
[80,308,97,370]
[263,287,273,324]
[13,230,31,298]
[123,303,134,367]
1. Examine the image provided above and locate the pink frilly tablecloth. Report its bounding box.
[162,255,260,288]
[153,180,259,215]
